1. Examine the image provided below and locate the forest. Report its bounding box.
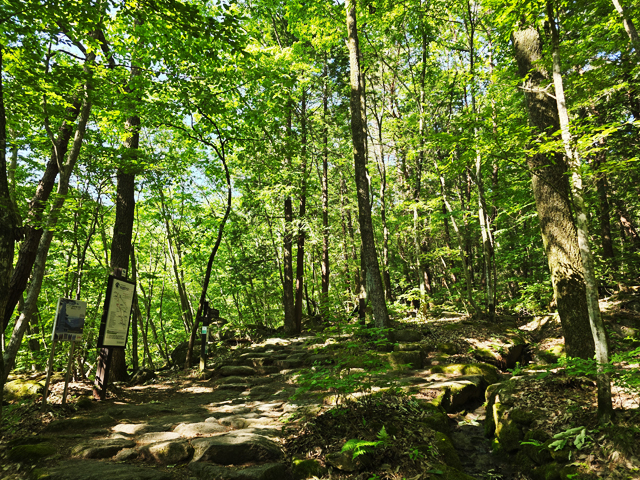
[1,0,640,438]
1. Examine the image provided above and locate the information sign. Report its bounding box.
[52,298,86,342]
[97,276,135,348]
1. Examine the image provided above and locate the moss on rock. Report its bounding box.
[8,443,57,462]
[434,432,462,470]
[430,363,501,384]
[292,458,327,480]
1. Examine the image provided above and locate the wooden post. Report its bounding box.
[62,340,75,405]
[41,340,57,411]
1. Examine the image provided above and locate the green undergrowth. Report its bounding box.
[285,393,462,480]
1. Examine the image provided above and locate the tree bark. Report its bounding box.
[547,2,612,421]
[283,107,295,334]
[512,26,595,359]
[321,60,330,308]
[345,0,389,328]
[611,0,640,54]
[294,92,307,333]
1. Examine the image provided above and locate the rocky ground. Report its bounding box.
[1,294,639,480]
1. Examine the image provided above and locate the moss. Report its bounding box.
[442,323,463,332]
[532,462,562,480]
[388,351,422,370]
[510,408,537,426]
[44,415,114,432]
[430,363,501,384]
[494,404,523,453]
[434,432,462,470]
[3,378,45,400]
[436,342,459,354]
[436,464,476,480]
[8,443,57,462]
[292,458,327,479]
[420,412,449,434]
[76,396,93,409]
[522,430,552,465]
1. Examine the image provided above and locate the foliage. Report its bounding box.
[341,426,391,458]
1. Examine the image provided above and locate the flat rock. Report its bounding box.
[220,365,257,376]
[189,462,290,480]
[32,460,171,480]
[174,422,226,436]
[139,439,194,464]
[191,430,282,464]
[392,329,423,342]
[70,438,135,459]
[112,423,164,435]
[136,432,182,444]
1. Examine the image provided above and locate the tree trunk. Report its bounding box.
[283,108,295,334]
[294,92,307,333]
[321,60,330,308]
[0,45,21,340]
[2,71,93,383]
[611,0,640,54]
[547,2,612,421]
[108,131,138,382]
[512,26,595,360]
[345,0,389,328]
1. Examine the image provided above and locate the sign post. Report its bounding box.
[93,273,135,400]
[42,298,86,410]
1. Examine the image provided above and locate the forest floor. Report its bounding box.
[1,293,640,480]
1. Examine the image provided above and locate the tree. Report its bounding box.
[512,26,595,359]
[345,0,389,328]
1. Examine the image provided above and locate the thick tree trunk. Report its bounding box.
[512,26,595,359]
[294,92,307,333]
[283,108,295,334]
[321,61,330,307]
[345,0,389,328]
[0,46,21,335]
[108,123,138,382]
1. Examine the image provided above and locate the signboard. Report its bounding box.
[52,298,86,342]
[97,276,135,348]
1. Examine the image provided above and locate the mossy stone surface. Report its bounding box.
[388,351,422,370]
[7,443,57,461]
[531,462,562,480]
[3,378,45,400]
[510,408,537,426]
[436,342,459,354]
[436,464,477,480]
[522,430,552,465]
[45,414,114,432]
[420,412,449,434]
[292,458,327,480]
[430,363,501,384]
[434,431,462,470]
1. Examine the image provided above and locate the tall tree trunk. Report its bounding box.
[321,60,330,308]
[547,2,612,421]
[283,107,295,334]
[512,26,595,360]
[435,157,477,313]
[108,119,139,382]
[294,92,307,333]
[345,0,389,328]
[2,70,93,382]
[0,45,21,338]
[2,104,80,329]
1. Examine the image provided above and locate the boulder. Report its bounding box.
[7,443,57,461]
[220,365,257,377]
[430,363,501,384]
[170,341,197,367]
[31,460,171,480]
[191,431,282,464]
[136,432,182,445]
[325,451,359,472]
[70,438,136,459]
[292,458,327,480]
[139,439,194,464]
[189,462,291,480]
[3,377,45,400]
[174,421,226,436]
[392,329,423,343]
[129,368,157,386]
[425,376,484,412]
[388,351,423,370]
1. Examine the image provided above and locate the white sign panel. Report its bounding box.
[103,278,135,347]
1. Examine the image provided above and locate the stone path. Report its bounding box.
[8,332,508,480]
